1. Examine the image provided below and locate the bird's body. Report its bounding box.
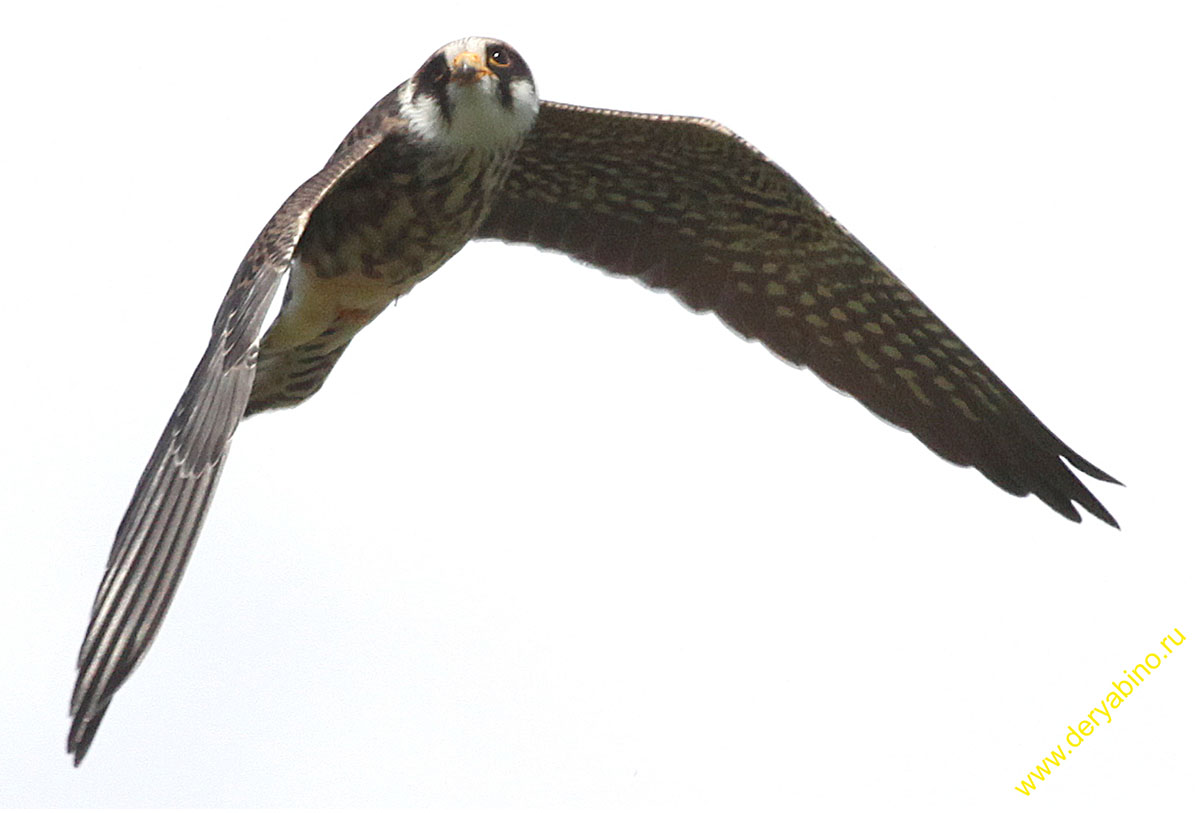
[249,43,537,412]
[69,36,1120,764]
[249,120,512,411]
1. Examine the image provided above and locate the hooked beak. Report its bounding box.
[450,52,495,85]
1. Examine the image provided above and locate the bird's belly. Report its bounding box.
[260,238,461,354]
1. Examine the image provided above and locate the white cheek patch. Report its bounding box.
[507,80,540,134]
[405,87,449,142]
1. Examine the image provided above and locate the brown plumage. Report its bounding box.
[477,102,1119,525]
[69,38,1118,767]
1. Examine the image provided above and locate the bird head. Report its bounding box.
[405,37,538,149]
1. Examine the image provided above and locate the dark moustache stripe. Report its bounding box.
[413,53,453,122]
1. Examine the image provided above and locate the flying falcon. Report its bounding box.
[69,36,1120,763]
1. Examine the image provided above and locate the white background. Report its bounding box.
[2,1,1196,809]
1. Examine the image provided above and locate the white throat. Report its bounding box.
[404,80,538,151]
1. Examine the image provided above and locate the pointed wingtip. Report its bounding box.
[1064,448,1123,487]
[67,732,87,767]
[67,725,88,767]
[1067,480,1120,530]
[1091,502,1121,530]
[1062,454,1122,528]
[1065,477,1121,530]
[67,700,108,767]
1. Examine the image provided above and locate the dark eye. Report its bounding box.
[488,46,511,69]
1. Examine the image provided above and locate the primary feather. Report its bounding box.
[69,38,1118,766]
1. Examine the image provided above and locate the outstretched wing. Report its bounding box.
[477,101,1119,525]
[68,129,388,764]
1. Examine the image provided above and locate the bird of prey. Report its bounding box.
[69,36,1119,764]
